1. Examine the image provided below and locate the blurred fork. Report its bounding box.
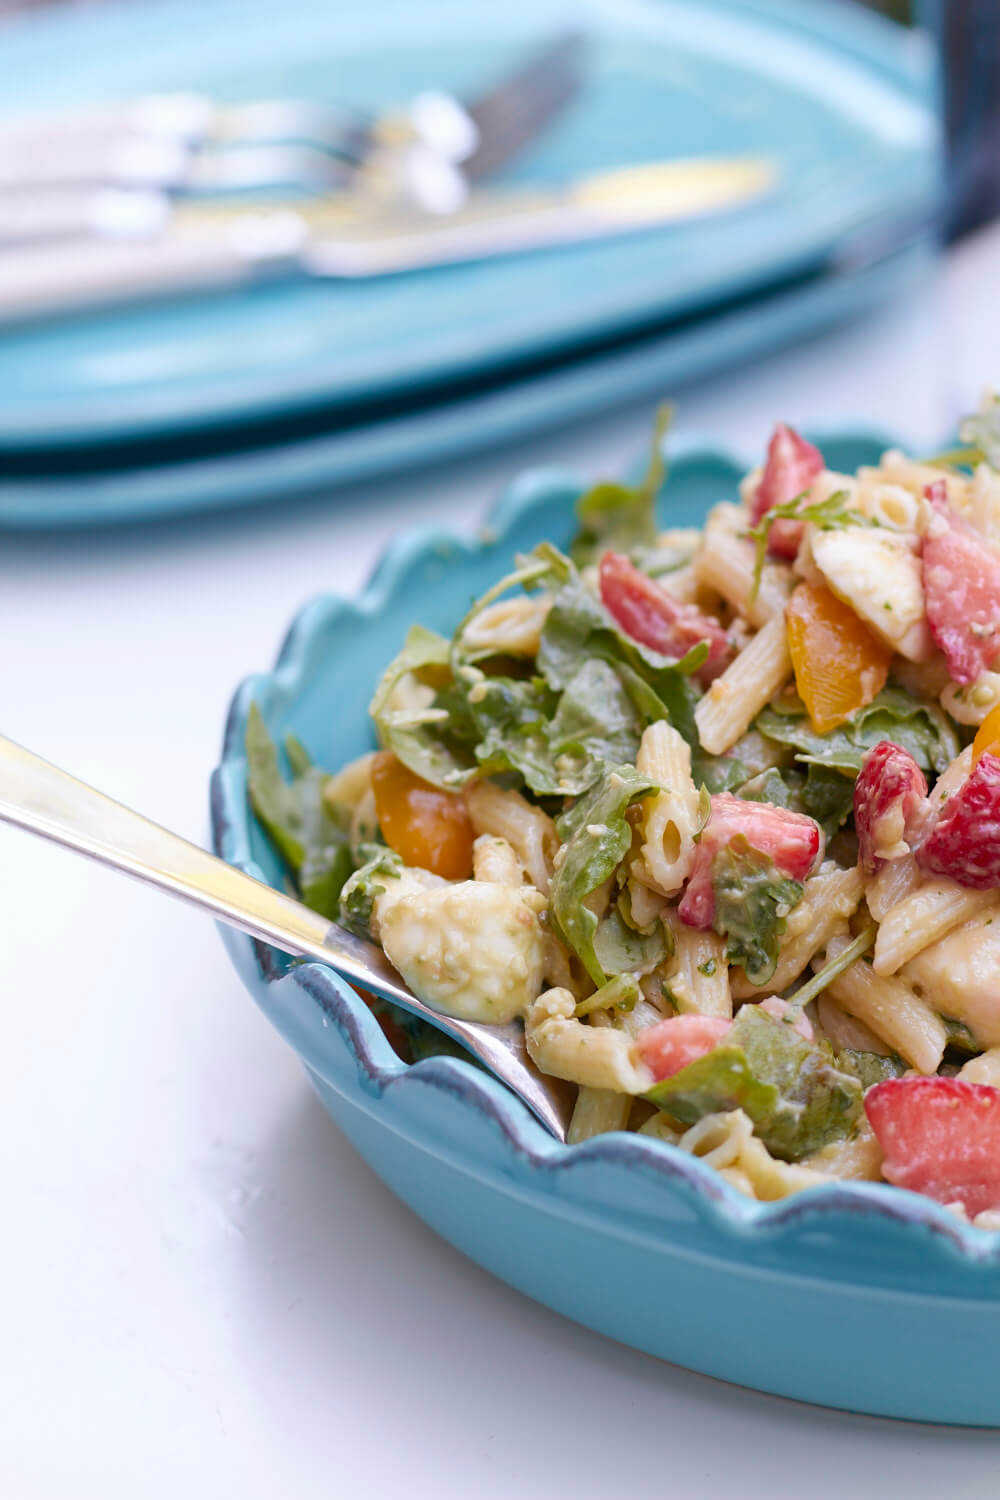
[0,30,585,234]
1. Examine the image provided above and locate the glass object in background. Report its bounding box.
[866,0,1000,238]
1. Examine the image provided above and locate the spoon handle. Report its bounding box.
[0,734,572,1139]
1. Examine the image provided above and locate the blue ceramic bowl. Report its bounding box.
[211,434,1000,1427]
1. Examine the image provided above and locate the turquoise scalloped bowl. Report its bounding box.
[211,434,1000,1426]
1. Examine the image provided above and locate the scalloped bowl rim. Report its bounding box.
[211,427,1000,1276]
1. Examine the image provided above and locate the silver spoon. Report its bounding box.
[0,734,574,1140]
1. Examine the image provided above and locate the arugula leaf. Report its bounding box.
[549,765,658,987]
[942,1016,981,1057]
[692,749,749,795]
[545,660,643,793]
[245,704,353,918]
[646,1006,863,1161]
[467,674,560,791]
[339,846,403,938]
[467,660,643,798]
[756,686,959,778]
[646,1046,778,1128]
[801,762,856,834]
[538,567,706,695]
[748,488,876,600]
[592,906,668,977]
[711,837,804,987]
[574,972,641,1018]
[570,405,671,567]
[738,765,807,814]
[369,624,477,789]
[957,394,1000,470]
[283,733,313,778]
[837,1049,906,1088]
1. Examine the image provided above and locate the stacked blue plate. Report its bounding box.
[0,0,940,526]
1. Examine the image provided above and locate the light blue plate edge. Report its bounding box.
[208,429,1000,1427]
[0,0,940,448]
[0,239,932,529]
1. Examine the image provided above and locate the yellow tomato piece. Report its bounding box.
[371,751,474,879]
[786,581,892,734]
[973,703,1000,764]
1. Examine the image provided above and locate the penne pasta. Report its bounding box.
[632,721,701,896]
[873,880,999,975]
[824,935,948,1075]
[662,916,732,1019]
[694,614,792,755]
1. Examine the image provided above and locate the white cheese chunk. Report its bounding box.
[378,880,546,1025]
[810,528,933,662]
[902,912,1000,1047]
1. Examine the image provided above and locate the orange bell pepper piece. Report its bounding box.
[371,751,474,879]
[973,703,1000,765]
[786,581,892,734]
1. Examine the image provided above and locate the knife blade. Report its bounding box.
[0,157,776,326]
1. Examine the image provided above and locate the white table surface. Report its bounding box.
[3,222,1000,1497]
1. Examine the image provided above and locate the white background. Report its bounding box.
[3,224,1000,1496]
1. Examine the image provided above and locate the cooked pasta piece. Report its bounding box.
[859,449,969,506]
[631,721,701,896]
[802,1119,884,1182]
[965,462,1000,545]
[693,510,793,628]
[524,989,652,1093]
[323,750,375,813]
[873,880,998,975]
[902,910,1000,1047]
[960,1048,1000,1087]
[815,994,893,1056]
[460,593,550,656]
[732,862,864,998]
[662,915,732,1019]
[824,934,947,1074]
[694,614,792,755]
[466,780,558,895]
[472,834,523,887]
[657,562,700,605]
[627,877,669,928]
[941,672,1000,726]
[674,1110,829,1201]
[567,1086,632,1144]
[865,854,922,922]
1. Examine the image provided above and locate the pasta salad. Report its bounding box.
[247,397,1000,1224]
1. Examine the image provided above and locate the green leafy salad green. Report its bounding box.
[243,408,998,1206]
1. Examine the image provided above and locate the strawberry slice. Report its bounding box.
[599,551,733,684]
[636,1013,732,1082]
[853,740,929,874]
[865,1076,1000,1216]
[916,751,1000,888]
[678,793,824,928]
[748,423,825,560]
[921,481,1000,685]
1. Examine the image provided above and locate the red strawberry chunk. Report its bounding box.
[853,740,929,874]
[636,1014,732,1082]
[916,751,1000,888]
[748,423,825,560]
[678,793,824,928]
[599,551,733,684]
[921,482,1000,685]
[865,1076,1000,1217]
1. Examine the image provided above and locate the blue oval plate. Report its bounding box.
[211,433,1000,1427]
[0,0,937,451]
